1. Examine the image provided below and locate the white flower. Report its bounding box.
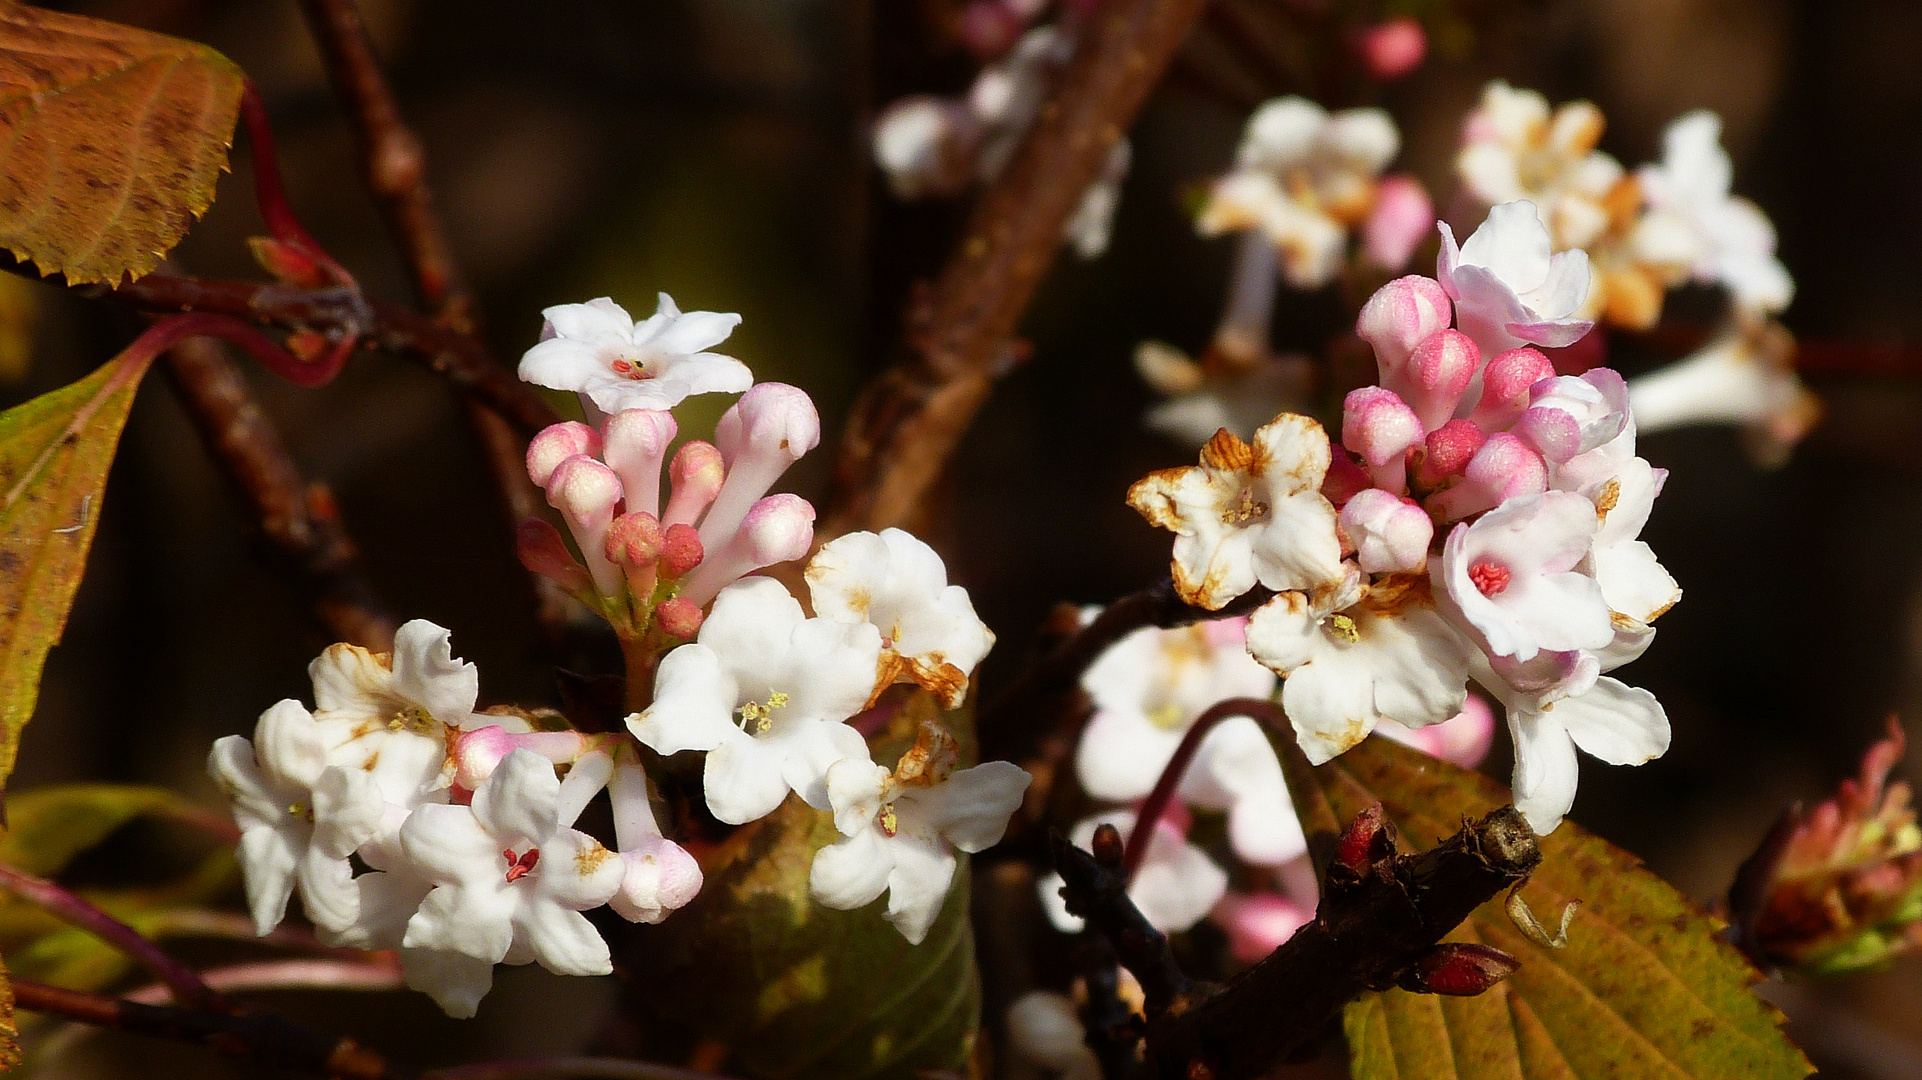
[1127,415,1344,610]
[807,528,995,709]
[1438,201,1593,357]
[518,294,752,416]
[629,577,881,824]
[810,724,1030,944]
[1246,574,1473,764]
[208,700,385,936]
[1435,491,1614,662]
[307,619,485,810]
[1064,140,1131,259]
[1579,455,1681,624]
[1007,992,1102,1080]
[1456,81,1624,252]
[1633,111,1793,316]
[1039,811,1227,934]
[1627,319,1819,468]
[399,750,625,1017]
[1074,620,1302,865]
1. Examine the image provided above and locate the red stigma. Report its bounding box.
[1468,561,1511,597]
[503,848,540,883]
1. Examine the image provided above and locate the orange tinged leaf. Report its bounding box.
[0,1,243,284]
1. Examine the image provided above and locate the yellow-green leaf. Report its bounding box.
[0,1,244,284]
[0,349,158,795]
[0,954,17,1071]
[1284,736,1812,1080]
[0,784,202,877]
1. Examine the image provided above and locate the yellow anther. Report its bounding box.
[737,690,790,735]
[287,804,304,816]
[767,691,790,710]
[1146,704,1186,731]
[1327,613,1360,644]
[1220,489,1270,525]
[879,804,899,837]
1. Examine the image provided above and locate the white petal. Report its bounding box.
[401,947,496,1019]
[810,829,895,911]
[542,298,634,340]
[533,828,626,910]
[404,883,517,964]
[208,735,288,830]
[646,310,742,356]
[512,905,613,977]
[1280,648,1378,764]
[703,729,796,824]
[238,827,299,936]
[473,749,561,847]
[1508,709,1579,834]
[885,836,959,945]
[630,644,739,755]
[255,699,329,792]
[775,719,871,811]
[1073,708,1182,802]
[781,618,886,724]
[309,766,384,859]
[1558,677,1670,765]
[296,850,359,934]
[390,619,479,726]
[400,803,503,885]
[308,643,395,718]
[922,761,1031,853]
[826,757,890,838]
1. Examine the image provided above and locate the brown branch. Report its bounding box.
[164,335,396,650]
[424,1058,741,1080]
[12,979,411,1080]
[824,0,1212,538]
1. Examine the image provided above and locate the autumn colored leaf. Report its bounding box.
[0,1,244,284]
[1280,734,1813,1080]
[0,783,208,877]
[0,349,159,795]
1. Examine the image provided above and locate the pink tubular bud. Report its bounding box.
[655,597,704,640]
[516,518,593,594]
[454,726,594,791]
[1362,175,1435,274]
[1322,450,1373,508]
[1469,348,1556,431]
[1357,17,1427,82]
[1400,330,1479,432]
[1342,386,1422,493]
[701,383,821,552]
[1357,276,1452,389]
[604,512,664,567]
[601,409,677,520]
[1425,432,1547,522]
[1340,489,1434,574]
[546,456,625,596]
[663,441,727,527]
[660,523,704,579]
[1414,419,1487,489]
[677,494,817,607]
[526,422,603,488]
[1513,368,1631,463]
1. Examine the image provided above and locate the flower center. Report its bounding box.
[737,690,791,736]
[1221,487,1270,525]
[503,848,540,883]
[1324,613,1360,644]
[285,802,312,821]
[1468,561,1512,597]
[878,803,899,838]
[1145,703,1187,731]
[609,351,659,382]
[388,704,439,734]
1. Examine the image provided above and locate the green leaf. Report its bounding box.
[1284,735,1813,1080]
[0,1,244,284]
[0,350,158,797]
[637,691,980,1080]
[0,784,202,877]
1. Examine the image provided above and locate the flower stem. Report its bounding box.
[1120,696,1284,882]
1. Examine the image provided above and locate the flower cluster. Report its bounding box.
[209,621,698,1017]
[1129,201,1676,834]
[872,18,1127,258]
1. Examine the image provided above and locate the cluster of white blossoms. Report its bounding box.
[872,20,1129,258]
[213,295,1027,1018]
[1129,201,1677,835]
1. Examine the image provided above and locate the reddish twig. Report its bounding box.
[239,81,356,289]
[0,864,228,1013]
[12,979,410,1080]
[124,958,404,1004]
[1119,696,1278,882]
[824,0,1212,538]
[162,335,396,649]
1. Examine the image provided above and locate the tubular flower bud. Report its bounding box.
[600,409,677,520]
[1514,369,1630,463]
[1358,275,1452,385]
[662,441,726,527]
[452,727,595,792]
[1342,387,1423,493]
[1414,419,1487,489]
[1469,347,1557,431]
[1426,432,1547,523]
[546,456,625,597]
[654,597,704,640]
[1321,449,1373,508]
[678,494,818,607]
[603,512,664,568]
[702,383,822,551]
[659,523,704,580]
[1363,175,1436,274]
[526,422,602,488]
[607,756,702,924]
[516,519,593,595]
[1340,488,1433,574]
[1357,17,1427,82]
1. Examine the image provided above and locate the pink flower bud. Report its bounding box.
[1413,419,1486,489]
[1342,386,1422,493]
[662,440,727,528]
[1212,891,1313,964]
[452,725,516,791]
[655,597,704,640]
[959,0,1023,60]
[1425,432,1547,522]
[516,518,592,594]
[1357,17,1427,82]
[611,836,705,924]
[546,456,624,596]
[1398,330,1479,432]
[604,512,664,567]
[660,523,704,579]
[1362,175,1434,273]
[1335,803,1392,877]
[1468,347,1555,431]
[1340,488,1434,574]
[702,384,821,551]
[1513,368,1630,463]
[601,409,677,520]
[1322,450,1373,508]
[526,422,602,488]
[1357,276,1452,388]
[678,493,817,607]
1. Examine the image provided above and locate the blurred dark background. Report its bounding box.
[9,0,1922,1075]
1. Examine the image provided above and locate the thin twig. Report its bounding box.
[1119,696,1275,881]
[424,1058,743,1080]
[0,864,228,1013]
[12,979,411,1080]
[824,0,1212,538]
[164,335,396,650]
[124,958,404,1004]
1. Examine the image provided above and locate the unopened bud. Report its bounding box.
[701,383,821,552]
[1469,348,1556,431]
[452,725,517,791]
[1361,174,1435,274]
[958,0,1023,60]
[1425,432,1546,522]
[546,456,625,596]
[1398,943,1520,996]
[516,518,592,594]
[528,422,604,488]
[1335,803,1394,875]
[1357,276,1452,386]
[1340,488,1433,574]
[663,440,727,527]
[659,523,704,579]
[1343,386,1422,493]
[1090,822,1125,867]
[655,597,704,640]
[1357,17,1427,82]
[248,235,328,289]
[677,494,818,607]
[1322,450,1373,508]
[1514,369,1630,463]
[1399,330,1479,432]
[604,512,664,567]
[1414,419,1487,489]
[601,409,677,519]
